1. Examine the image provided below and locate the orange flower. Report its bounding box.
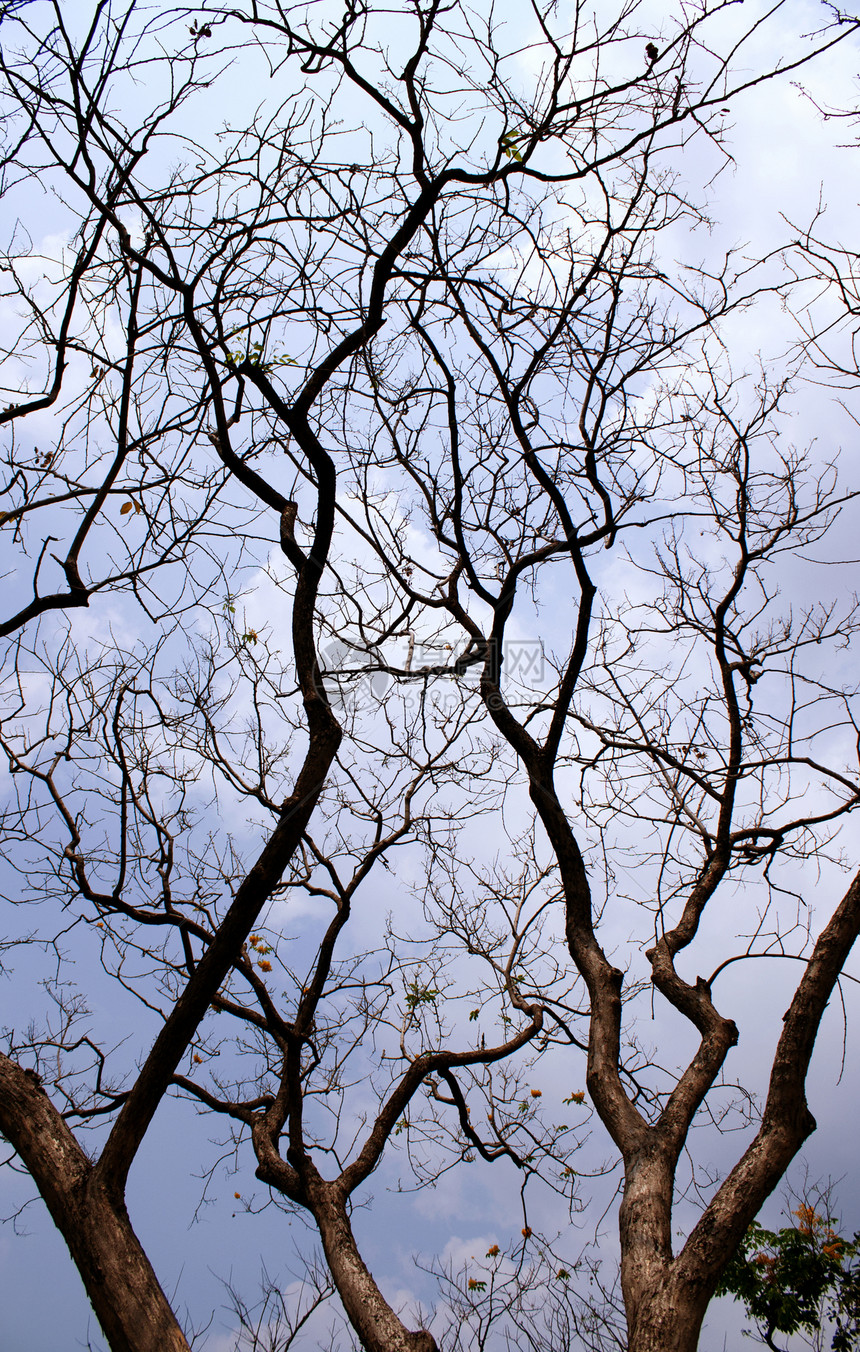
[530,1088,542,1098]
[486,1244,500,1257]
[258,959,272,972]
[234,1192,241,1199]
[522,1227,532,1239]
[793,1204,819,1236]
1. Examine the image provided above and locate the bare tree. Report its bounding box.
[0,3,859,1352]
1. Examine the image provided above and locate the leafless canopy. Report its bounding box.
[0,3,859,1351]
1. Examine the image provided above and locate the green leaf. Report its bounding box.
[718,1210,860,1344]
[500,130,525,161]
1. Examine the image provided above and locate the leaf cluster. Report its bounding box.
[718,1208,860,1351]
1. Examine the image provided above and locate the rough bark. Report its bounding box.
[309,1178,438,1352]
[0,1054,190,1352]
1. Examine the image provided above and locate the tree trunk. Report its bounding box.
[55,1184,192,1352]
[628,1280,712,1352]
[309,1179,438,1352]
[0,1054,190,1352]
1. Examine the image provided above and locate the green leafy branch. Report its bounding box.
[226,332,297,375]
[404,979,441,1010]
[718,1205,860,1351]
